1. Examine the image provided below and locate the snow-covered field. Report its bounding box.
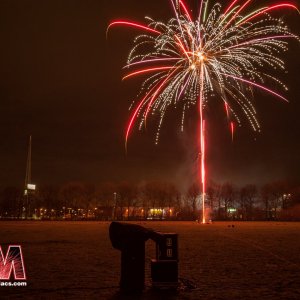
[1,221,300,299]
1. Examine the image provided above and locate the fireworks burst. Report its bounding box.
[108,0,299,223]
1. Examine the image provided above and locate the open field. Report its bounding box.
[0,221,300,299]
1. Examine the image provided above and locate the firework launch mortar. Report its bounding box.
[109,222,179,292]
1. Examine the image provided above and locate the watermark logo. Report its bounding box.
[0,245,27,286]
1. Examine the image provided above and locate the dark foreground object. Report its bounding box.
[109,222,149,291]
[109,222,178,292]
[151,260,178,289]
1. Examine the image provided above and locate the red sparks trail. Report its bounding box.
[227,35,296,50]
[144,68,179,121]
[221,73,289,102]
[199,64,206,224]
[225,102,230,118]
[107,21,161,35]
[125,95,148,151]
[238,4,300,26]
[125,68,179,149]
[124,58,181,69]
[226,0,253,28]
[125,78,168,149]
[231,122,235,142]
[179,0,193,22]
[201,120,206,223]
[122,66,176,80]
[224,0,240,15]
[174,35,190,59]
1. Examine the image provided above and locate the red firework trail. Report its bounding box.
[238,4,300,26]
[122,66,177,80]
[224,0,240,16]
[226,0,253,28]
[179,0,193,22]
[107,21,161,35]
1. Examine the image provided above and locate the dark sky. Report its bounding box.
[0,0,299,189]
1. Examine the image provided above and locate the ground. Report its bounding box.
[0,221,300,299]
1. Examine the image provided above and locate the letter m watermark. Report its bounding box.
[0,246,26,280]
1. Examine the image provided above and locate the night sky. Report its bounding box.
[0,0,299,189]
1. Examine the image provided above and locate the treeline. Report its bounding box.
[0,180,300,221]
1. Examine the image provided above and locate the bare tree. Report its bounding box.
[82,183,96,219]
[38,185,59,209]
[187,183,200,218]
[95,182,117,220]
[59,182,86,218]
[206,181,219,219]
[0,187,21,218]
[261,183,272,220]
[239,184,257,220]
[143,182,158,217]
[165,183,178,219]
[220,183,235,220]
[116,181,137,220]
[291,186,300,206]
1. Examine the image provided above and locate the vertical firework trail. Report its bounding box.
[199,62,206,223]
[108,0,299,223]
